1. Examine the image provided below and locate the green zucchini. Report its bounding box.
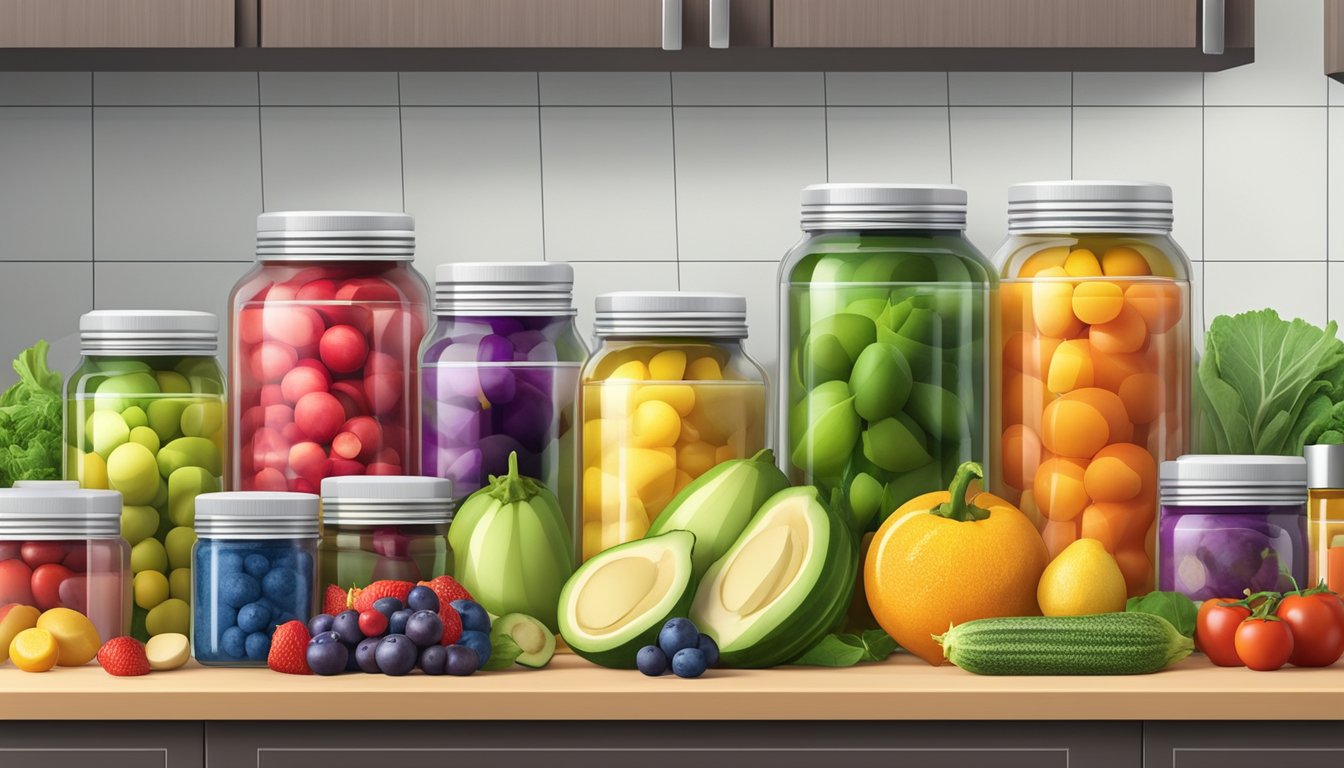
[934,612,1193,676]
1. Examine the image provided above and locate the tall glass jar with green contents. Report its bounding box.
[64,310,225,642]
[780,184,994,533]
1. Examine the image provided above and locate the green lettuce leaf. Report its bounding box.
[1126,591,1197,638]
[790,629,899,667]
[0,341,64,486]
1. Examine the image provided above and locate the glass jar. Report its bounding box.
[421,262,587,558]
[1305,445,1344,592]
[780,184,993,532]
[230,211,430,493]
[192,491,318,666]
[580,292,768,561]
[64,310,224,641]
[1158,455,1307,601]
[319,475,453,591]
[0,488,130,645]
[995,181,1191,596]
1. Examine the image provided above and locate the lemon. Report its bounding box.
[1037,538,1128,616]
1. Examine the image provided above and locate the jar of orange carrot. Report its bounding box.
[992,181,1191,597]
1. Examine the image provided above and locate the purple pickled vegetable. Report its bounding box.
[528,341,559,363]
[435,401,482,443]
[477,334,515,364]
[479,434,541,479]
[508,330,547,356]
[478,366,517,405]
[494,379,555,453]
[489,317,525,336]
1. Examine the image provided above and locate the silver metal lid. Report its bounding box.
[0,489,122,539]
[594,292,748,338]
[434,262,576,317]
[11,480,81,490]
[320,476,454,525]
[256,211,415,261]
[1159,455,1307,508]
[80,310,218,356]
[1305,444,1344,489]
[195,492,320,539]
[800,183,967,231]
[1008,180,1174,234]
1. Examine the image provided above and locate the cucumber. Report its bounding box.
[934,612,1193,676]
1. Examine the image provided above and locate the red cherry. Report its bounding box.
[330,459,366,477]
[62,545,87,573]
[295,392,345,444]
[20,541,65,568]
[295,358,334,385]
[280,365,330,405]
[340,416,382,461]
[330,381,370,419]
[0,559,34,605]
[238,307,266,345]
[254,468,289,492]
[319,325,369,374]
[250,341,298,383]
[366,463,403,476]
[372,447,401,466]
[331,432,362,460]
[263,306,326,349]
[289,441,331,485]
[252,427,292,472]
[260,384,286,407]
[336,278,400,304]
[289,477,318,494]
[280,422,307,445]
[30,563,72,611]
[358,609,389,637]
[0,541,20,561]
[240,405,266,438]
[296,279,337,303]
[263,404,294,429]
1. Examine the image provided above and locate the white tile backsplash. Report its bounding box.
[0,108,91,261]
[0,4,1337,393]
[94,261,243,319]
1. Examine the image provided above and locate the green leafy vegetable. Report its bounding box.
[481,633,523,671]
[1194,309,1344,455]
[1125,590,1198,639]
[0,341,64,487]
[790,629,899,667]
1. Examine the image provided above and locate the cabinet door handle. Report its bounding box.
[1202,0,1225,55]
[709,0,730,49]
[663,0,683,50]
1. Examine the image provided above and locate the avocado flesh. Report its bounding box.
[496,613,556,669]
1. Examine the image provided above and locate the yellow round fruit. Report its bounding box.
[1037,538,1128,616]
[9,627,59,672]
[35,607,101,666]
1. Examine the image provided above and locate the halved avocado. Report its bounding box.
[494,613,556,669]
[690,486,857,668]
[557,530,696,669]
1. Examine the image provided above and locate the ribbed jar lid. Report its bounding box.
[256,211,415,261]
[1008,180,1174,234]
[80,310,218,356]
[800,183,967,231]
[195,492,320,539]
[1305,444,1344,489]
[0,489,122,539]
[11,480,81,489]
[594,292,748,338]
[1159,455,1307,508]
[434,262,576,317]
[320,476,454,525]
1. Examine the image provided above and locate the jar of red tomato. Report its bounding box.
[230,212,430,492]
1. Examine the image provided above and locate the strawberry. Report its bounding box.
[351,580,414,612]
[268,620,312,675]
[97,636,150,677]
[418,575,473,608]
[439,603,463,646]
[323,584,351,615]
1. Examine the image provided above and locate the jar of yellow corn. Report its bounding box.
[579,292,768,561]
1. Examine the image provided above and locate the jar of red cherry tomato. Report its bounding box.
[0,488,131,645]
[230,212,430,492]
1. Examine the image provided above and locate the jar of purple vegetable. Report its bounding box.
[420,262,587,559]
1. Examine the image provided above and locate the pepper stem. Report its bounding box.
[928,462,991,522]
[490,451,536,505]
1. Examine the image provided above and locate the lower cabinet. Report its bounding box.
[0,722,203,768]
[1145,722,1344,768]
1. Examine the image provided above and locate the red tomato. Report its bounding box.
[0,559,34,605]
[1277,593,1344,667]
[29,563,72,611]
[1235,618,1295,671]
[1196,597,1250,667]
[20,541,64,568]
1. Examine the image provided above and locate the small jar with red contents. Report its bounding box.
[230,212,430,492]
[0,488,130,644]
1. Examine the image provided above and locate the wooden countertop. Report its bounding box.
[3,653,1344,721]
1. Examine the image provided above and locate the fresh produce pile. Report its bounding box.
[636,618,718,679]
[0,342,63,486]
[0,603,188,677]
[0,538,128,648]
[1194,584,1344,671]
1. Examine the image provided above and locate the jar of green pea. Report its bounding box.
[64,310,225,641]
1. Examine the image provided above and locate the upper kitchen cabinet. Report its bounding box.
[0,0,235,47]
[259,0,769,50]
[773,0,1254,70]
[1329,0,1344,82]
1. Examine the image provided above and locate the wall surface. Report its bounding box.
[0,0,1337,388]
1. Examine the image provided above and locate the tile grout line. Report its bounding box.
[89,71,95,308]
[396,72,406,211]
[822,73,830,183]
[1068,73,1074,178]
[256,72,266,213]
[945,73,953,183]
[669,72,681,290]
[536,72,547,262]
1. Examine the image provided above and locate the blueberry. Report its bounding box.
[343,643,362,672]
[218,552,244,574]
[221,626,247,659]
[236,601,273,634]
[262,568,299,602]
[373,597,404,619]
[311,630,341,645]
[307,639,348,675]
[293,550,314,577]
[220,572,261,609]
[213,604,238,635]
[636,645,668,676]
[308,614,335,636]
[332,610,363,645]
[696,634,720,669]
[374,635,418,676]
[245,631,272,661]
[671,648,707,679]
[419,645,448,675]
[456,630,491,669]
[444,645,479,676]
[270,555,294,572]
[658,618,699,659]
[450,600,491,633]
[355,638,381,673]
[405,610,444,648]
[407,585,440,613]
[243,553,270,579]
[389,609,413,635]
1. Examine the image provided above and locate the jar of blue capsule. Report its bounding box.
[192,492,319,666]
